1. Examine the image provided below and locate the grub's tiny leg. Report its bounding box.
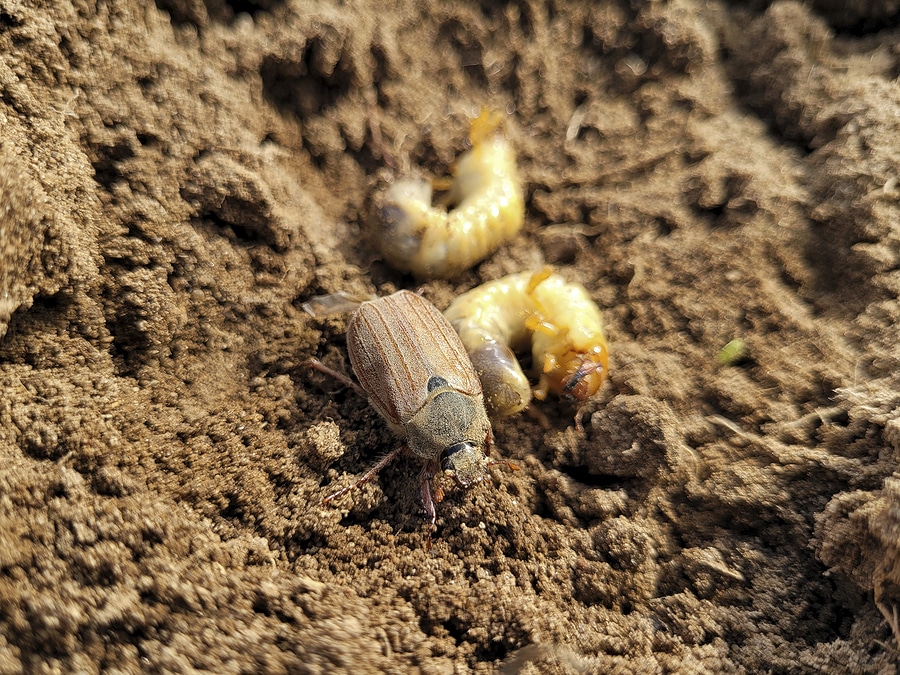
[323,445,404,506]
[524,403,551,430]
[574,405,588,434]
[526,267,554,294]
[532,375,550,402]
[305,358,368,399]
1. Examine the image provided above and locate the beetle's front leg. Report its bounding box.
[418,462,443,549]
[419,465,438,529]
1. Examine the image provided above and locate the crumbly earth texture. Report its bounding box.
[1,1,899,673]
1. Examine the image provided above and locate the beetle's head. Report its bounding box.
[440,441,489,488]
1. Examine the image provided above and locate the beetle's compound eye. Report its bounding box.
[440,441,470,472]
[440,441,486,488]
[427,375,450,392]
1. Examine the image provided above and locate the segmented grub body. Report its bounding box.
[444,269,609,417]
[377,111,524,279]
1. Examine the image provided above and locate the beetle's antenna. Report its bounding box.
[487,458,519,472]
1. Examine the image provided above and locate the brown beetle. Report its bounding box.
[305,290,509,537]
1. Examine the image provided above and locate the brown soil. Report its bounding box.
[2,1,900,673]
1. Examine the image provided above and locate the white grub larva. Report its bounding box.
[304,290,514,540]
[444,268,609,422]
[376,110,525,279]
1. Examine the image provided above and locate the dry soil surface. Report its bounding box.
[2,1,900,673]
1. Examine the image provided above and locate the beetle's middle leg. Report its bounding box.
[305,357,368,399]
[322,445,404,506]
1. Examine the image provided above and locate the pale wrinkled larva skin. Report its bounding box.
[443,280,534,417]
[378,114,524,279]
[444,270,609,417]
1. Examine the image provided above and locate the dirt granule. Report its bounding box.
[1,1,900,673]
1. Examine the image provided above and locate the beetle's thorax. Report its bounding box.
[404,376,490,481]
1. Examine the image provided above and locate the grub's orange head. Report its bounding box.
[553,344,609,401]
